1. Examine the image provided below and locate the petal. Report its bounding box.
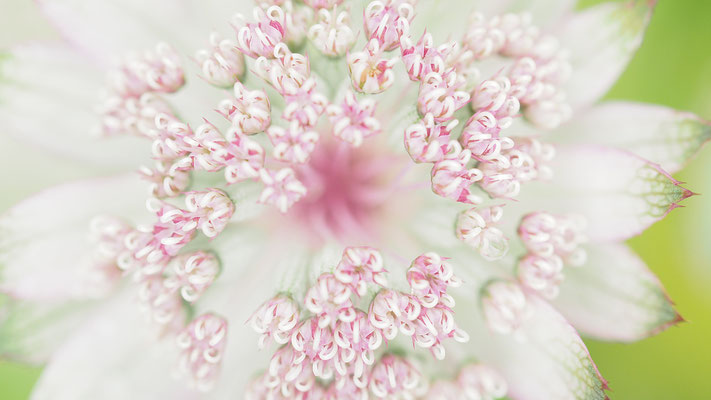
[557,1,654,109]
[519,145,693,242]
[553,101,711,174]
[452,282,608,400]
[422,0,576,43]
[553,243,680,342]
[37,0,252,63]
[29,293,199,400]
[0,295,101,363]
[0,174,149,301]
[477,0,577,27]
[0,44,150,168]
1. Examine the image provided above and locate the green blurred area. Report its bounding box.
[1,0,710,399]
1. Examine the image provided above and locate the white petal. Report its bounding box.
[0,44,150,168]
[0,174,149,301]
[557,1,654,109]
[0,295,102,363]
[454,285,608,400]
[37,0,252,63]
[29,293,199,400]
[416,0,576,45]
[519,145,693,242]
[473,0,576,27]
[553,101,711,173]
[553,243,680,342]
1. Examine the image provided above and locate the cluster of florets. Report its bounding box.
[516,212,587,298]
[97,43,183,138]
[88,0,580,394]
[89,189,235,390]
[246,247,472,398]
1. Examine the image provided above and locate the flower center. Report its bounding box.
[285,137,412,243]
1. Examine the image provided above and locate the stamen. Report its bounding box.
[326,90,381,147]
[195,32,246,88]
[347,38,398,94]
[456,206,510,261]
[308,6,356,56]
[481,280,531,337]
[176,313,229,392]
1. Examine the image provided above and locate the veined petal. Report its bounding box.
[0,44,150,168]
[453,284,608,400]
[553,101,711,173]
[0,174,149,301]
[29,293,200,400]
[36,0,251,63]
[553,243,680,342]
[474,0,576,27]
[0,295,101,363]
[557,0,654,109]
[519,145,693,242]
[422,0,576,43]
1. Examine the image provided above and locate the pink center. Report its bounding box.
[285,137,412,243]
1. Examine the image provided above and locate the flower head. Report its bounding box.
[1,1,706,399]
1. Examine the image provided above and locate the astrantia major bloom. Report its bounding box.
[0,0,708,399]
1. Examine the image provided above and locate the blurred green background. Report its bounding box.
[0,0,710,398]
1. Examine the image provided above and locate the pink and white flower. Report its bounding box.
[1,1,707,399]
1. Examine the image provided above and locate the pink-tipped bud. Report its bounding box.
[368,289,421,340]
[88,216,133,291]
[413,305,469,360]
[164,251,219,303]
[221,126,266,183]
[459,111,514,164]
[281,78,328,127]
[268,121,320,164]
[517,253,564,299]
[456,206,509,261]
[254,43,310,96]
[290,317,338,379]
[471,76,520,127]
[462,13,506,60]
[218,82,272,134]
[407,252,461,308]
[183,189,235,238]
[308,7,356,56]
[481,280,531,336]
[431,141,484,204]
[97,92,173,137]
[404,113,457,163]
[458,364,508,400]
[399,32,452,82]
[304,273,355,328]
[363,0,416,51]
[196,32,246,87]
[138,276,184,326]
[262,345,317,396]
[249,294,301,348]
[334,246,387,296]
[109,42,184,97]
[417,71,470,122]
[259,168,308,212]
[347,39,398,94]
[518,212,587,266]
[326,90,381,147]
[369,355,426,398]
[176,313,228,392]
[234,6,286,58]
[333,311,383,380]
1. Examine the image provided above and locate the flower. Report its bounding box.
[0,0,708,399]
